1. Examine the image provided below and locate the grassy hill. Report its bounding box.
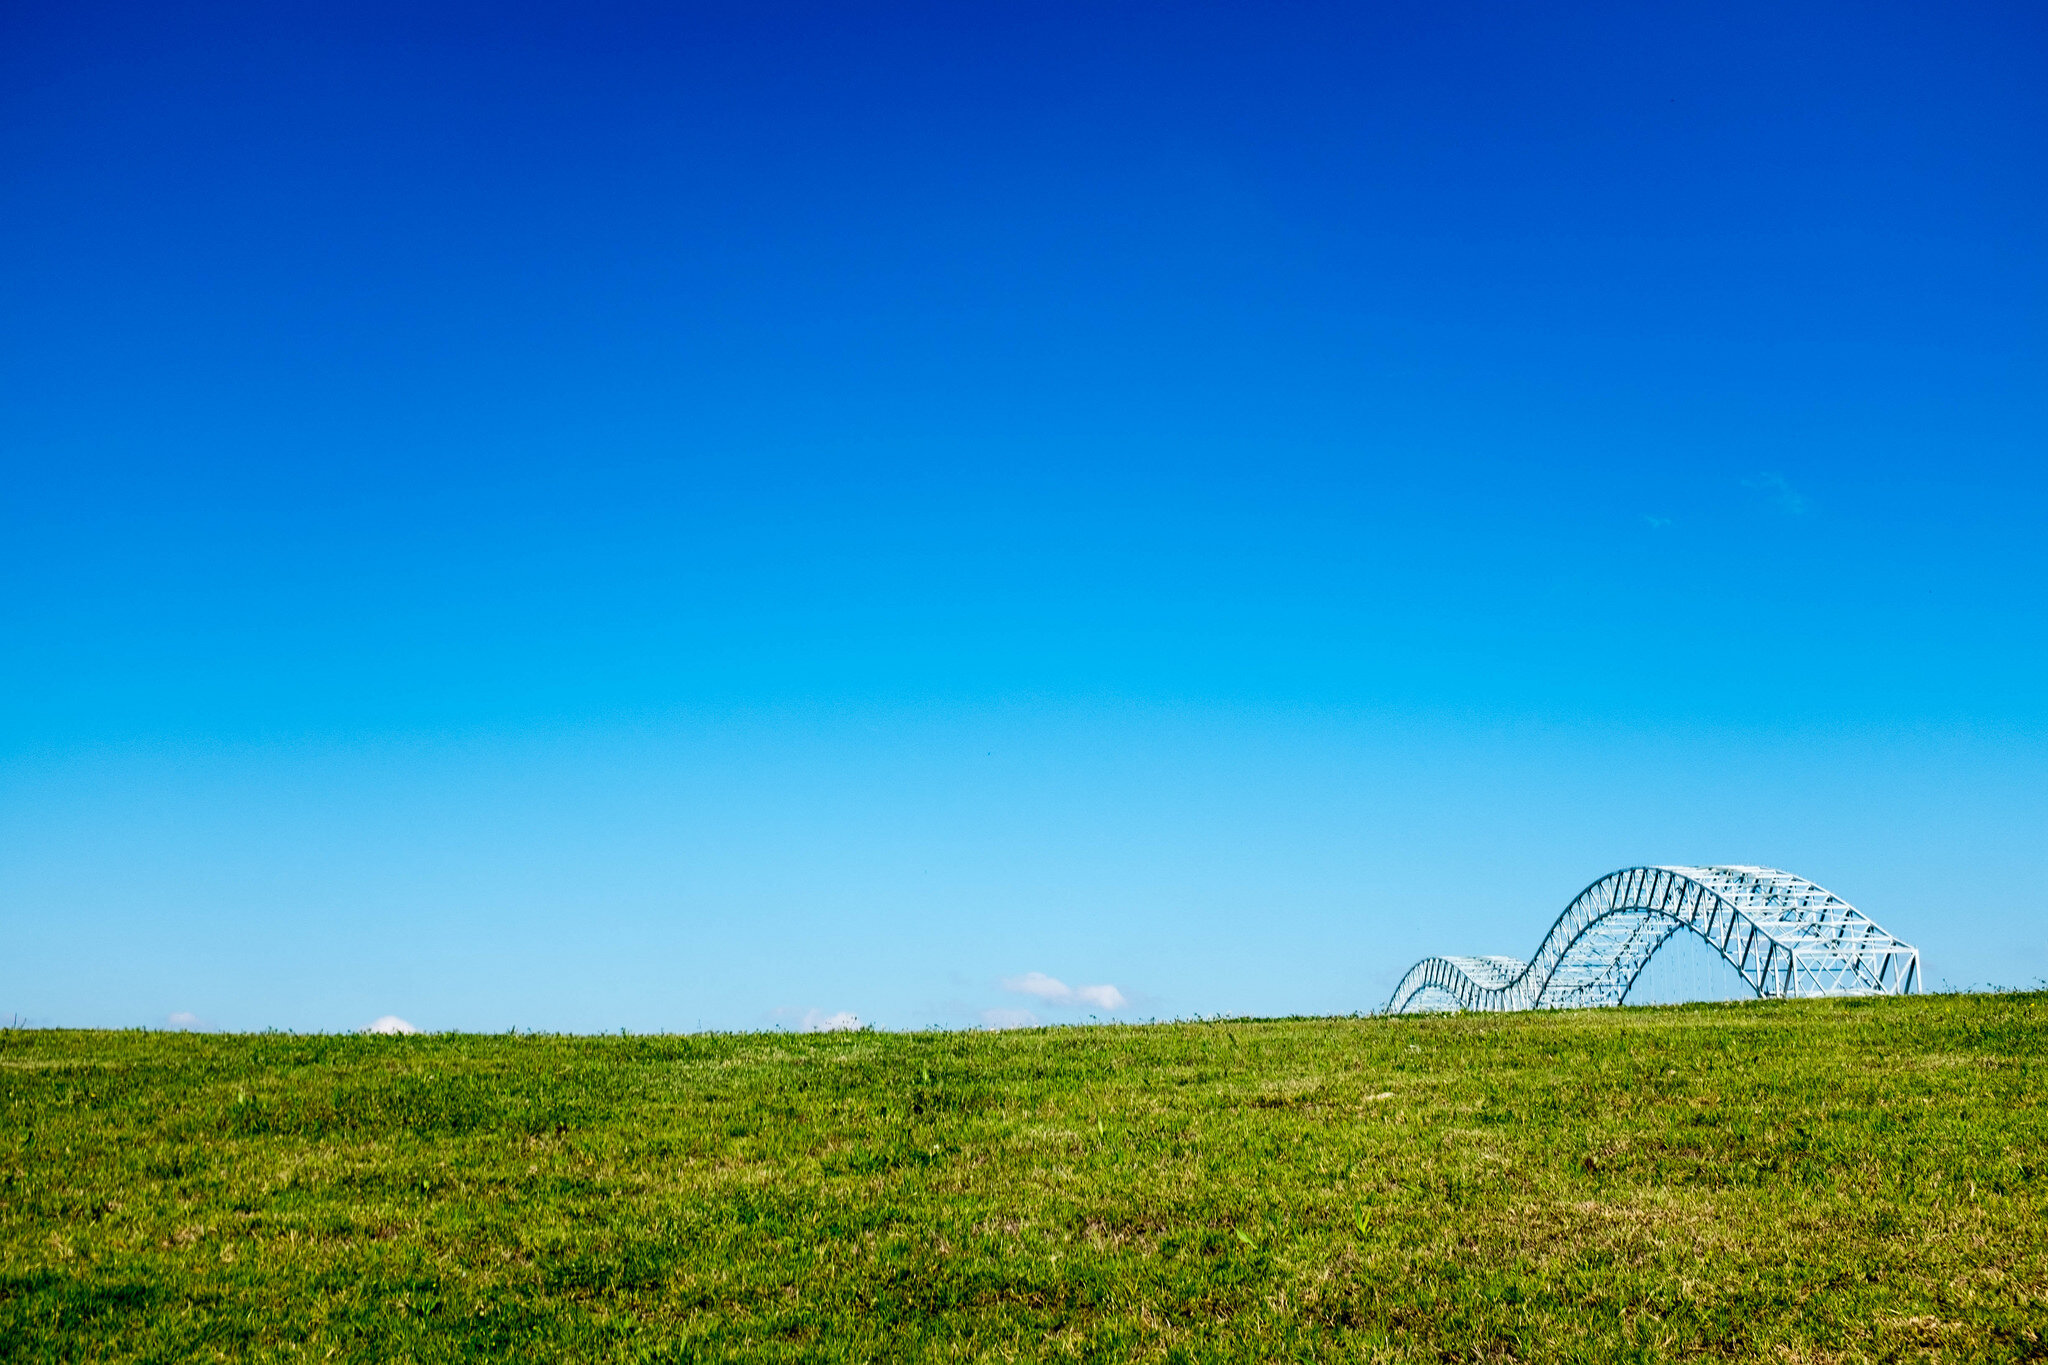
[3,993,2043,1362]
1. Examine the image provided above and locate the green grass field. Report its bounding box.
[3,992,2043,1362]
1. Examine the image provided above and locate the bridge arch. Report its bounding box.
[1386,865,1919,1014]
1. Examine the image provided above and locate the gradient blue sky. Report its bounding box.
[4,0,2044,1031]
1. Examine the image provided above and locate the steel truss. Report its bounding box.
[1385,865,1920,1014]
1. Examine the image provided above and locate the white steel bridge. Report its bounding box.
[1386,865,1920,1014]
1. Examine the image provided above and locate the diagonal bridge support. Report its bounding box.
[1385,865,1920,1014]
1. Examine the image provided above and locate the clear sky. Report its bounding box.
[3,0,2044,1032]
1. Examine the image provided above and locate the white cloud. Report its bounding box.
[1743,471,1808,515]
[802,1009,863,1033]
[166,1011,205,1031]
[979,1007,1039,1030]
[1002,971,1074,1001]
[1000,972,1127,1012]
[1071,983,1127,1009]
[363,1015,419,1035]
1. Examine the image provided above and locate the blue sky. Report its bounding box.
[3,0,2043,1031]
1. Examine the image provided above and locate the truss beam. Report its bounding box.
[1385,865,1920,1014]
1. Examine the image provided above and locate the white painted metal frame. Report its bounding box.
[1386,865,1920,1014]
